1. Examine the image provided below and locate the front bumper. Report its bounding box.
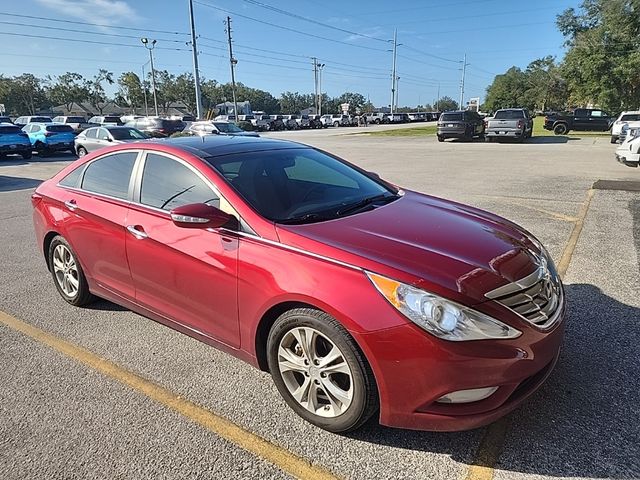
[354,301,565,431]
[615,150,640,167]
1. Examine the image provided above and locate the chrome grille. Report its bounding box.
[486,257,563,329]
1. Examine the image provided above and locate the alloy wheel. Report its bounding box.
[52,244,79,297]
[277,326,353,418]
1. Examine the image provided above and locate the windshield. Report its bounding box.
[207,147,396,223]
[32,117,52,123]
[103,116,121,123]
[214,122,243,133]
[494,110,524,119]
[440,113,463,121]
[46,125,74,133]
[109,127,147,140]
[66,116,86,123]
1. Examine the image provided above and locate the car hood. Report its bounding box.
[276,191,541,305]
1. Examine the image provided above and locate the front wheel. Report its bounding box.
[77,146,88,157]
[267,308,378,433]
[48,236,96,306]
[333,121,340,127]
[610,135,618,144]
[437,135,445,142]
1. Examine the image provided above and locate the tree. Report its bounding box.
[524,57,568,111]
[86,69,114,114]
[46,72,89,112]
[483,67,530,111]
[556,0,640,112]
[115,72,145,114]
[435,96,458,112]
[11,74,48,115]
[279,91,314,113]
[153,70,179,114]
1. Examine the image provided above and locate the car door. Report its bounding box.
[125,151,240,347]
[589,110,609,131]
[60,150,139,299]
[572,109,590,130]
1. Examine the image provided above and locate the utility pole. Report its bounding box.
[459,53,467,111]
[141,61,149,116]
[390,28,398,115]
[312,57,319,113]
[188,0,203,119]
[395,76,400,112]
[225,16,239,121]
[436,83,440,112]
[318,63,325,116]
[141,37,158,116]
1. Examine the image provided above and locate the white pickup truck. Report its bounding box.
[485,108,533,142]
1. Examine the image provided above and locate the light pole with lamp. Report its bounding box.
[141,60,150,117]
[317,63,325,116]
[140,37,159,116]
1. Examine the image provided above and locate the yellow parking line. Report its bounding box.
[557,188,595,278]
[464,188,595,480]
[0,311,338,480]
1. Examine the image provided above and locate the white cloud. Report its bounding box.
[35,0,139,26]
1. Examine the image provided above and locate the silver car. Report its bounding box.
[74,126,147,156]
[184,121,260,137]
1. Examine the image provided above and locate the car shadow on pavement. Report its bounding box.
[0,152,77,167]
[347,283,640,479]
[0,176,42,192]
[85,298,129,312]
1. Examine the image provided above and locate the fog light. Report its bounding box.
[436,387,499,404]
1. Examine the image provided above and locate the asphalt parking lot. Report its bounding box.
[1,127,639,480]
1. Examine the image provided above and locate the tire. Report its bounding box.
[610,136,618,144]
[553,123,568,135]
[267,308,378,433]
[486,136,493,143]
[22,151,32,160]
[48,235,96,306]
[437,135,445,142]
[375,119,381,125]
[333,121,340,127]
[77,146,88,157]
[35,142,50,157]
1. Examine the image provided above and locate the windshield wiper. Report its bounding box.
[336,193,398,216]
[279,213,335,225]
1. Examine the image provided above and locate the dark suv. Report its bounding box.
[437,110,485,142]
[125,117,185,137]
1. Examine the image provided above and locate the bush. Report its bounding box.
[237,121,255,131]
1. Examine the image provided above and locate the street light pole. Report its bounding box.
[390,28,398,115]
[318,63,325,116]
[188,0,203,120]
[459,53,467,111]
[141,61,150,117]
[141,37,159,116]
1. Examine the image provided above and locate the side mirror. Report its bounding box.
[367,171,381,180]
[170,203,233,229]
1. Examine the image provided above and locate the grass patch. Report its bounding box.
[364,124,437,137]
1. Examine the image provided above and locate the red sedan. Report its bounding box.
[32,136,565,432]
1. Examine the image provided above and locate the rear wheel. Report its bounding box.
[333,121,340,127]
[375,119,381,124]
[267,308,378,433]
[610,135,618,144]
[36,142,50,157]
[48,235,96,306]
[437,135,445,142]
[77,146,88,157]
[553,123,568,135]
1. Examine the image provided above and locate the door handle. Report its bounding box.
[126,225,148,239]
[64,200,78,211]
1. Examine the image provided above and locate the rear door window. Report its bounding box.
[85,128,98,139]
[81,151,138,200]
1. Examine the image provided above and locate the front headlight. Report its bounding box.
[366,272,521,341]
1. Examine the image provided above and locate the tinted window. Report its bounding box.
[46,125,74,133]
[160,119,184,129]
[494,110,525,119]
[109,128,146,140]
[103,116,121,124]
[0,126,22,134]
[140,153,218,211]
[67,116,86,123]
[82,151,138,199]
[440,113,463,121]
[214,123,243,133]
[59,166,84,188]
[621,114,640,122]
[31,117,52,123]
[85,128,98,139]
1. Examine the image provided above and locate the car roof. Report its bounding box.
[28,121,66,125]
[153,134,305,158]
[0,122,16,126]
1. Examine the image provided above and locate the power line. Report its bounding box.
[0,20,187,44]
[0,31,190,50]
[0,12,189,36]
[238,0,389,43]
[193,0,388,52]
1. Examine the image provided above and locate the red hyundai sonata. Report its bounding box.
[32,136,565,432]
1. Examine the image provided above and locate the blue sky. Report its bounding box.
[1,0,580,108]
